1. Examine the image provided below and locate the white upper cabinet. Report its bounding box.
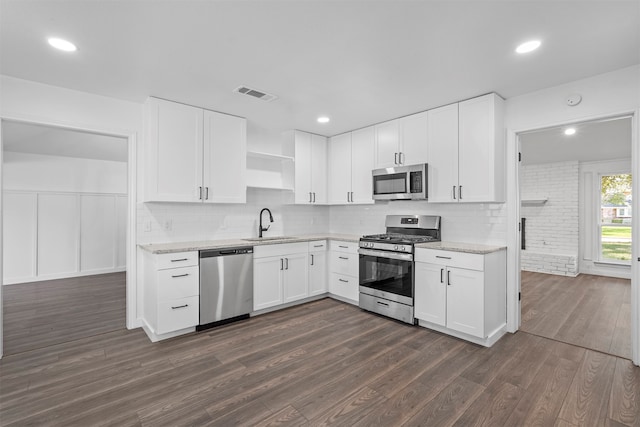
[427,93,504,203]
[427,103,459,203]
[203,110,247,203]
[328,127,375,205]
[145,97,246,203]
[400,111,429,166]
[145,98,203,202]
[374,119,400,168]
[294,131,327,204]
[458,93,505,203]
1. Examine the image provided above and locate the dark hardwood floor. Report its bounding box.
[2,272,126,355]
[1,297,639,426]
[521,271,631,359]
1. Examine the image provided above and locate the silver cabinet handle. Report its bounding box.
[339,278,348,283]
[440,268,444,283]
[171,258,188,262]
[459,186,462,200]
[436,256,452,259]
[447,270,451,286]
[394,152,398,165]
[171,273,189,278]
[285,258,289,270]
[338,245,348,249]
[171,304,188,310]
[310,254,314,266]
[452,185,456,200]
[280,258,283,270]
[339,256,349,260]
[399,152,404,165]
[350,192,354,203]
[199,186,203,200]
[205,187,209,200]
[313,192,316,203]
[313,244,324,248]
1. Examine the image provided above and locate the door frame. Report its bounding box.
[0,115,138,358]
[506,109,639,365]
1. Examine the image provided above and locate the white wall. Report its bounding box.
[3,152,127,193]
[520,161,579,276]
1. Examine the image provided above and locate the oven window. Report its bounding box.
[359,253,413,297]
[373,173,406,195]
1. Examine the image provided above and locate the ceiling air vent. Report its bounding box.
[233,86,278,102]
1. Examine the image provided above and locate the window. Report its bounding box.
[600,173,632,263]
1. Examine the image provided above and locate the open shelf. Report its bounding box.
[246,150,295,191]
[247,151,294,162]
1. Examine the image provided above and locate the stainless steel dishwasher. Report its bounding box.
[198,246,253,330]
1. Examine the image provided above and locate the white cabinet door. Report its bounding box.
[400,111,428,165]
[309,250,327,296]
[374,119,400,168]
[294,131,313,204]
[3,192,37,281]
[446,267,485,338]
[80,195,116,272]
[427,103,459,203]
[38,193,79,276]
[203,110,247,203]
[146,98,203,202]
[327,133,352,204]
[311,134,328,204]
[458,94,502,202]
[253,256,283,311]
[414,262,446,326]
[350,126,375,204]
[283,252,309,303]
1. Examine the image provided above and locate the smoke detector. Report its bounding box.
[233,86,278,102]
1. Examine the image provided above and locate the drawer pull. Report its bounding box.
[377,301,389,307]
[436,256,452,259]
[339,279,349,283]
[171,258,188,262]
[171,273,189,278]
[313,244,324,248]
[171,304,189,310]
[338,245,348,249]
[339,256,349,260]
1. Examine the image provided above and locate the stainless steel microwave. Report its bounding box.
[372,163,428,200]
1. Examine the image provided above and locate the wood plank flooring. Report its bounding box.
[521,271,631,359]
[2,297,639,426]
[2,272,126,355]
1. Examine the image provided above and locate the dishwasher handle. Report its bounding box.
[200,247,253,258]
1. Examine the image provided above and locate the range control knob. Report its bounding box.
[399,246,405,252]
[394,245,398,250]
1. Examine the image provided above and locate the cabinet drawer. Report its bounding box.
[329,240,358,253]
[415,249,484,271]
[329,273,359,302]
[156,295,199,335]
[330,251,358,277]
[254,242,308,259]
[308,240,327,252]
[157,265,199,301]
[156,251,199,270]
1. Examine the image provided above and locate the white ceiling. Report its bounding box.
[2,121,128,162]
[519,116,632,165]
[1,1,638,137]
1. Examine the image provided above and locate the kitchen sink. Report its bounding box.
[243,236,298,242]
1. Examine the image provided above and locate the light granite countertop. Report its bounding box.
[415,241,507,255]
[139,233,361,254]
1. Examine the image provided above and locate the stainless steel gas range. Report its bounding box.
[358,215,441,324]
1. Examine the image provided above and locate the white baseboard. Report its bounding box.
[3,267,126,285]
[417,320,508,347]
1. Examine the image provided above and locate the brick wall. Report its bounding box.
[520,160,579,276]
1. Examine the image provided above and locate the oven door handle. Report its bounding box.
[358,248,413,262]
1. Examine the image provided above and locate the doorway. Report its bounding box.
[517,116,633,359]
[1,121,129,355]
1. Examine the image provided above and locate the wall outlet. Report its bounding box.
[163,219,172,231]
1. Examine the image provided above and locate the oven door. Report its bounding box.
[358,248,413,306]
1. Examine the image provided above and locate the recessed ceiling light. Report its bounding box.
[317,116,330,124]
[515,40,541,54]
[48,37,77,52]
[564,128,576,136]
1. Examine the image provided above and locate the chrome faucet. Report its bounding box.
[259,208,274,238]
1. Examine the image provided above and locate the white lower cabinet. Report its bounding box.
[328,241,359,303]
[253,242,309,311]
[414,248,506,346]
[143,251,200,341]
[308,241,328,296]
